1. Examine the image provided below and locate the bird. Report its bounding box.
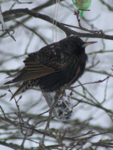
[4,35,96,100]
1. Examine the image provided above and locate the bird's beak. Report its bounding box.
[82,41,97,48]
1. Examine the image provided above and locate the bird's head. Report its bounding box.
[67,36,97,55]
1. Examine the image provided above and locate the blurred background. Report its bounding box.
[0,0,113,149]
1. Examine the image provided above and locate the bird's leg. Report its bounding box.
[54,86,66,100]
[54,89,60,101]
[59,87,66,99]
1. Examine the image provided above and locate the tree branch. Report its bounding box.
[2,8,113,39]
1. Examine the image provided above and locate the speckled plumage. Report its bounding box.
[4,36,96,99]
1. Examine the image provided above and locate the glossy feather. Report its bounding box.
[4,36,95,99]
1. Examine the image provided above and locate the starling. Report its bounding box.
[5,36,96,99]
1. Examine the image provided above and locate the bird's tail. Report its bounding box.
[4,68,27,85]
[10,81,32,100]
[4,68,36,100]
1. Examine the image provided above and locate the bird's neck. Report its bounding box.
[79,51,88,63]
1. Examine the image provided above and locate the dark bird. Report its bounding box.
[4,36,96,100]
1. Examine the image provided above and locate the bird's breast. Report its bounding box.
[67,53,87,85]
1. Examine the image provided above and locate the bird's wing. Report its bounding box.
[5,43,71,83]
[20,43,71,81]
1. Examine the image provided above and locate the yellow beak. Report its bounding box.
[82,41,97,48]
